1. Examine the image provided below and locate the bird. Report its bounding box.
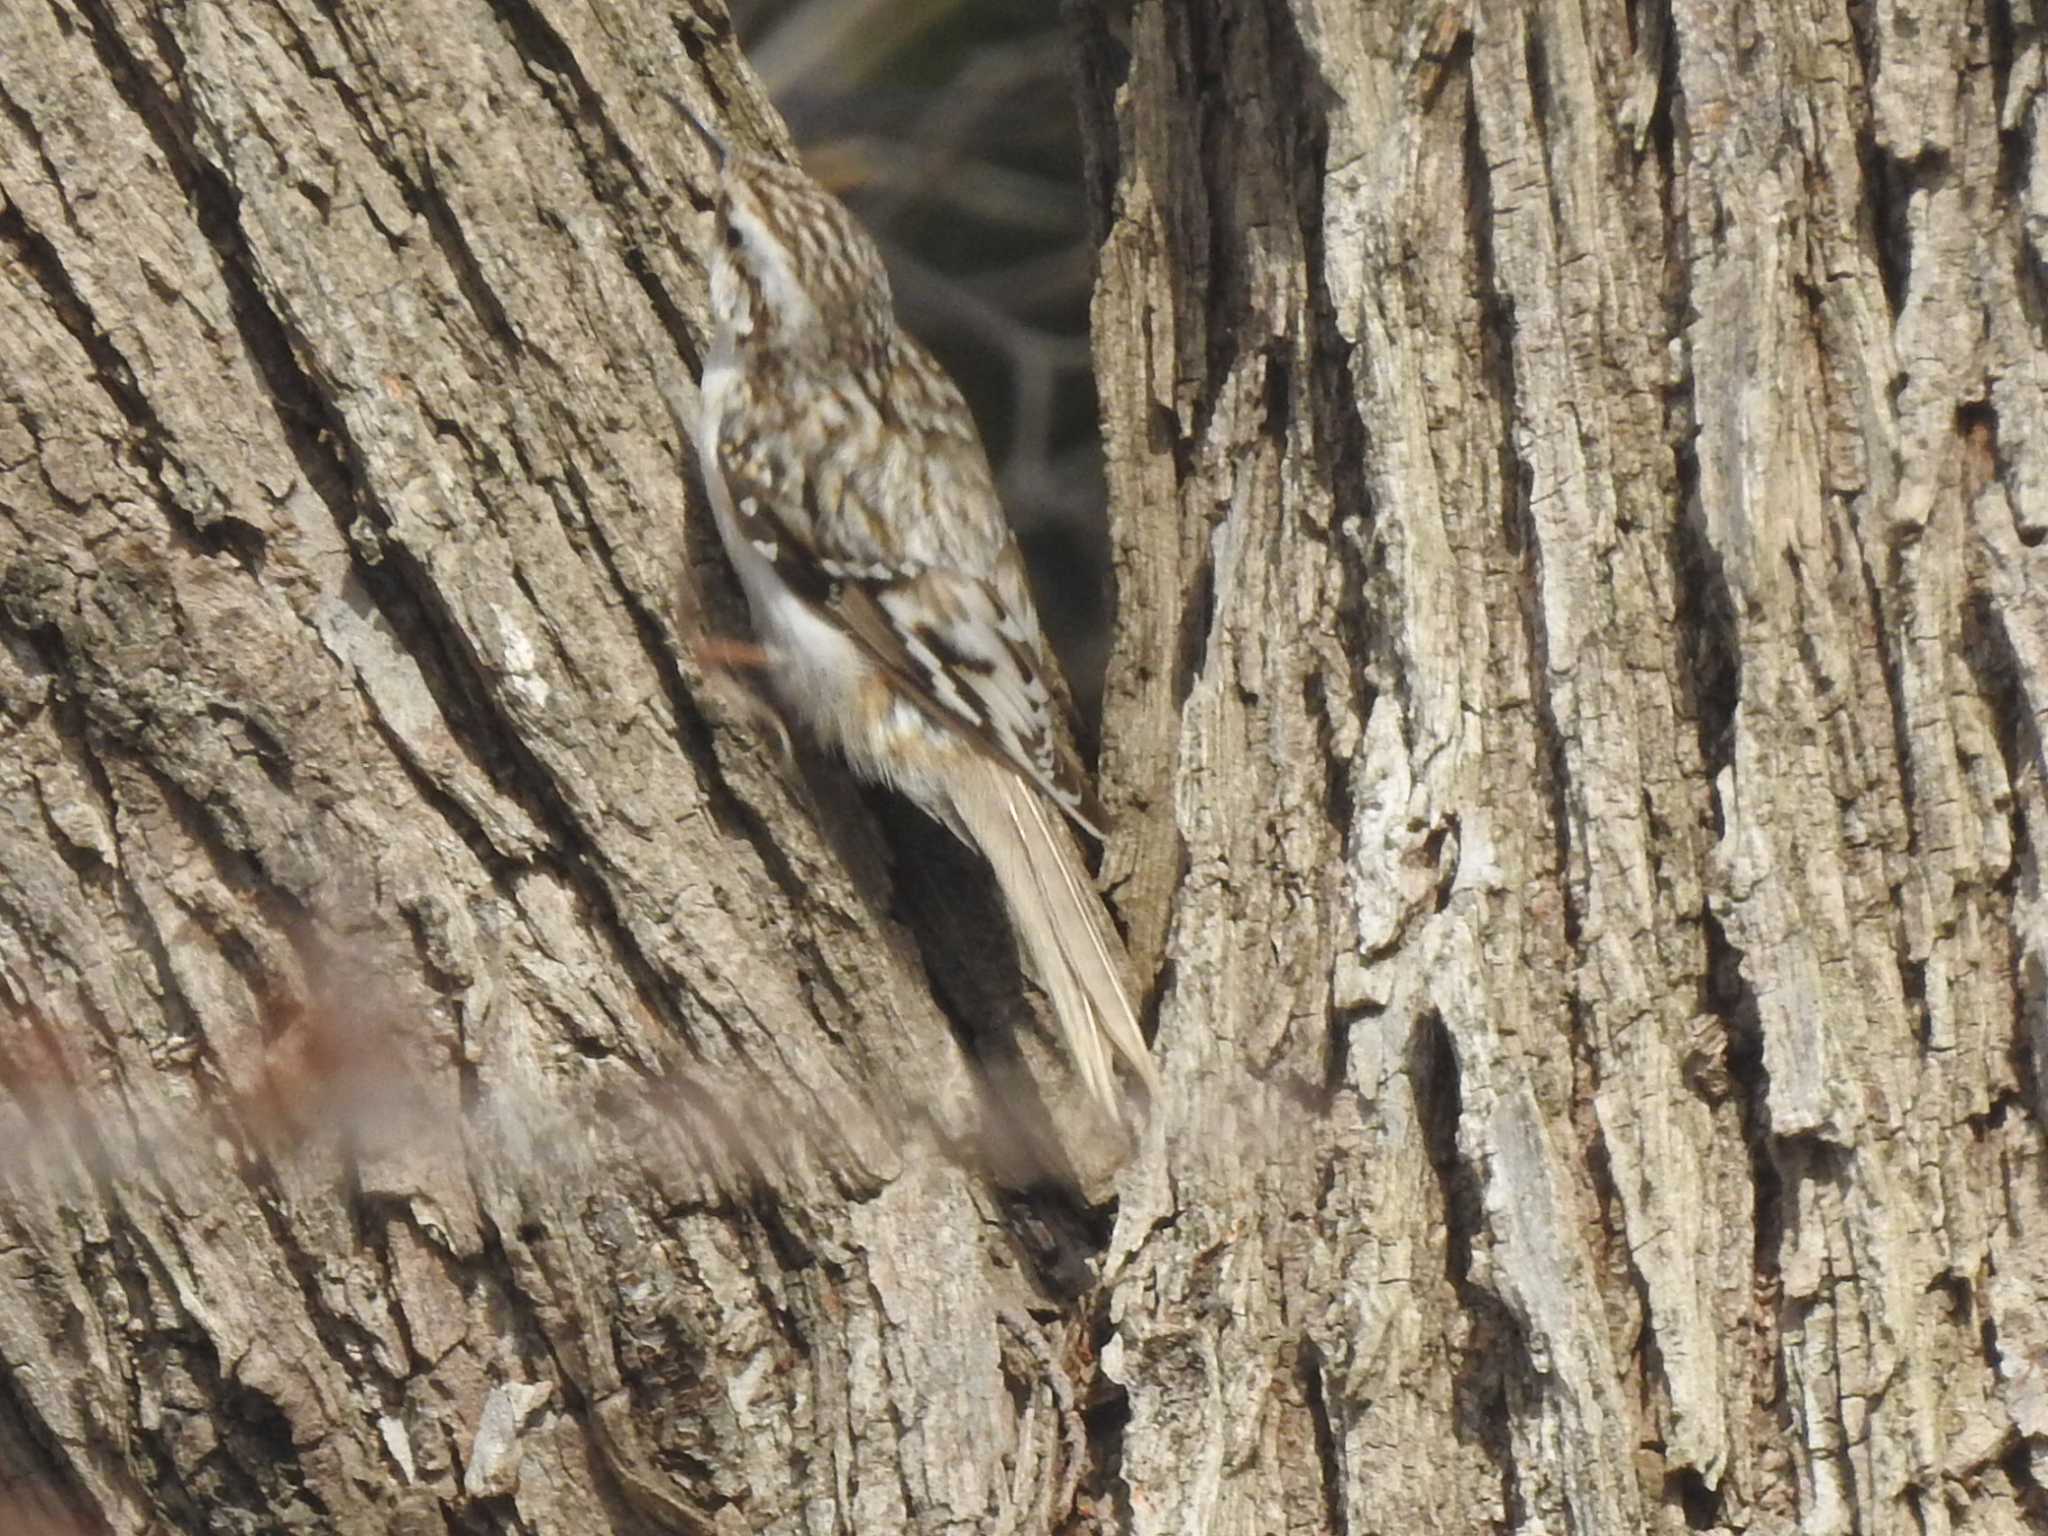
[671,100,1160,1121]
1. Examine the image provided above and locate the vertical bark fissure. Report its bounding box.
[1299,1342,1349,1536]
[1961,582,2048,1132]
[1463,53,1580,962]
[1270,0,1380,1110]
[1411,1008,1528,1534]
[1658,33,1739,812]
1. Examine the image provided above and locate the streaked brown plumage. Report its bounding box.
[679,106,1157,1119]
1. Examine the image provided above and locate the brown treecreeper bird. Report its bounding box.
[677,104,1158,1120]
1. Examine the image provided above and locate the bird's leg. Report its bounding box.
[687,632,794,764]
[691,634,774,672]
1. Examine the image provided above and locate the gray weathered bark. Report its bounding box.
[1076,1,2048,1532]
[2,2,2045,1534]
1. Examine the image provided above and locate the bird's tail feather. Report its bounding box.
[948,756,1160,1115]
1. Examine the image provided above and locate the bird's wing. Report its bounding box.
[715,421,1106,839]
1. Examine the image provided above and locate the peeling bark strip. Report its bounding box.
[0,0,2043,1533]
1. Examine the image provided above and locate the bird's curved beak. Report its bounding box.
[665,91,731,170]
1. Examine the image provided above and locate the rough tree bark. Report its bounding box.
[1,3,2043,1536]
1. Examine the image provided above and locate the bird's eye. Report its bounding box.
[723,223,742,251]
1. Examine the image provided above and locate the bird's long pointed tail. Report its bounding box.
[948,756,1160,1115]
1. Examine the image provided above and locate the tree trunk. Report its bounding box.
[1074,0,2048,1531]
[1,2,2042,1535]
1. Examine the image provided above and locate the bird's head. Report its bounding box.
[679,103,894,362]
